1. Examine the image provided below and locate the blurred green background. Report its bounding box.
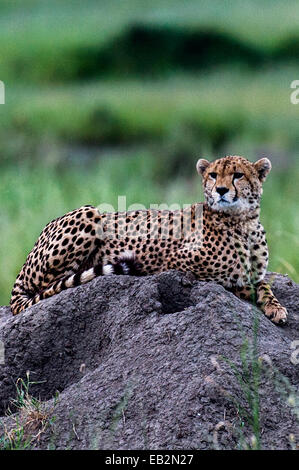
[0,0,298,305]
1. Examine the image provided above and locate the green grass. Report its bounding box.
[220,309,261,449]
[1,0,299,83]
[220,304,299,449]
[1,67,299,160]
[0,372,57,450]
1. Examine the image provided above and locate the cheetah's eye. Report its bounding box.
[209,172,217,179]
[233,172,244,179]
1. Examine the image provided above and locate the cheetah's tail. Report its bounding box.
[10,263,104,315]
[103,250,142,276]
[10,251,142,315]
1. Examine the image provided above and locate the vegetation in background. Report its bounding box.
[1,0,299,84]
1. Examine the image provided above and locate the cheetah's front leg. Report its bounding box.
[255,280,288,325]
[232,281,288,325]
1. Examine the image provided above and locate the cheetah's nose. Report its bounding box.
[216,187,229,196]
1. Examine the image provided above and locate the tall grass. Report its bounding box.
[220,309,261,449]
[0,372,57,450]
[1,69,298,151]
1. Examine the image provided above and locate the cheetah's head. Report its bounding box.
[196,155,271,213]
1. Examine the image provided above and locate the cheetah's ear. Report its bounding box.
[196,159,210,176]
[254,158,272,182]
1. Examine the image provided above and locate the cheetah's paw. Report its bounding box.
[264,303,288,325]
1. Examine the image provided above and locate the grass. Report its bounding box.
[1,68,299,152]
[0,3,298,158]
[219,304,299,450]
[1,0,299,83]
[220,309,261,449]
[0,372,57,450]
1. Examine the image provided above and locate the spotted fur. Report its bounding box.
[10,155,288,324]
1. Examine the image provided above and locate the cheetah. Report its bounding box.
[10,155,288,325]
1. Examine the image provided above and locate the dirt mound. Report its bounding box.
[0,271,298,449]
